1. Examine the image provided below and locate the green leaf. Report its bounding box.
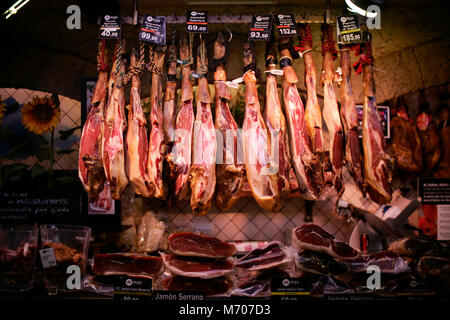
[3,163,29,181]
[36,146,53,162]
[59,126,81,141]
[4,142,29,159]
[37,135,49,145]
[51,93,60,109]
[31,163,48,179]
[5,102,20,116]
[56,149,75,155]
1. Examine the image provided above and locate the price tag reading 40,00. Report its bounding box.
[139,15,166,45]
[99,15,122,39]
[248,15,272,41]
[274,14,297,37]
[186,10,208,33]
[336,15,362,45]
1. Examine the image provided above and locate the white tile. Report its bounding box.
[231,213,250,227]
[261,221,278,240]
[252,212,270,228]
[222,222,239,240]
[212,213,231,230]
[241,221,259,240]
[271,212,289,229]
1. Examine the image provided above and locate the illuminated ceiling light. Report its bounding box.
[345,0,378,18]
[3,0,31,19]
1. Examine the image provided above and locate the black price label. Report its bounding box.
[271,277,312,301]
[419,178,450,204]
[186,10,208,33]
[248,15,272,41]
[139,15,166,45]
[336,15,362,45]
[274,14,297,37]
[114,276,152,302]
[99,15,122,39]
[356,105,390,139]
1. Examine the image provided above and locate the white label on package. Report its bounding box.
[39,247,57,268]
[437,205,450,240]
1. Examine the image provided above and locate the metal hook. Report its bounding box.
[224,25,233,42]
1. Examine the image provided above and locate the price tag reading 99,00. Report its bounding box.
[248,15,272,41]
[139,15,166,45]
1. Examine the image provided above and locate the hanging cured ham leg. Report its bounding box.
[125,48,152,197]
[278,37,324,200]
[167,34,194,200]
[242,41,280,211]
[78,40,108,198]
[147,45,166,199]
[102,40,129,199]
[361,33,392,204]
[163,43,178,146]
[339,45,364,193]
[213,32,244,211]
[263,38,291,199]
[190,37,216,215]
[320,24,344,196]
[297,24,325,155]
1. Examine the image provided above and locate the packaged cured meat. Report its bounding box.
[168,232,236,258]
[235,242,289,271]
[345,250,410,274]
[92,253,163,277]
[161,253,234,279]
[295,251,348,276]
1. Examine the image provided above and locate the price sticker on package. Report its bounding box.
[186,10,208,33]
[248,15,272,41]
[139,15,166,45]
[336,15,362,45]
[274,14,297,37]
[99,15,122,39]
[39,247,57,268]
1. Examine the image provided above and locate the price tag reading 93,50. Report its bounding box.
[274,14,297,37]
[99,15,122,39]
[248,15,272,41]
[139,15,166,45]
[186,10,208,33]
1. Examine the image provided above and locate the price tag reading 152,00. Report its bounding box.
[274,14,297,37]
[248,15,272,41]
[99,15,122,39]
[186,10,208,33]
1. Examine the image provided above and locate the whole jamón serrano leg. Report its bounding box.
[190,38,217,215]
[147,45,166,199]
[361,34,392,204]
[78,40,108,198]
[102,40,129,199]
[339,47,364,193]
[163,43,178,146]
[125,48,153,197]
[263,39,291,199]
[278,37,324,200]
[213,32,245,211]
[320,24,344,196]
[297,24,325,155]
[242,41,280,211]
[167,34,194,200]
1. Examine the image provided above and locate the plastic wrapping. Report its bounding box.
[345,250,410,274]
[235,242,290,271]
[92,252,163,277]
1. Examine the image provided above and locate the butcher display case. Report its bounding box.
[0,0,449,313]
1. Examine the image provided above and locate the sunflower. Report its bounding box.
[22,96,60,135]
[0,96,5,124]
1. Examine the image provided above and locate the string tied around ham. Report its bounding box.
[123,41,147,84]
[147,44,166,77]
[321,24,338,60]
[295,23,313,58]
[352,41,374,75]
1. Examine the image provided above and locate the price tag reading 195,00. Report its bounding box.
[99,15,122,39]
[186,10,208,33]
[336,15,362,45]
[274,14,297,37]
[248,15,272,41]
[139,15,166,45]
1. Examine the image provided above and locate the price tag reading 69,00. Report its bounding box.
[99,15,122,39]
[248,15,272,41]
[186,10,208,33]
